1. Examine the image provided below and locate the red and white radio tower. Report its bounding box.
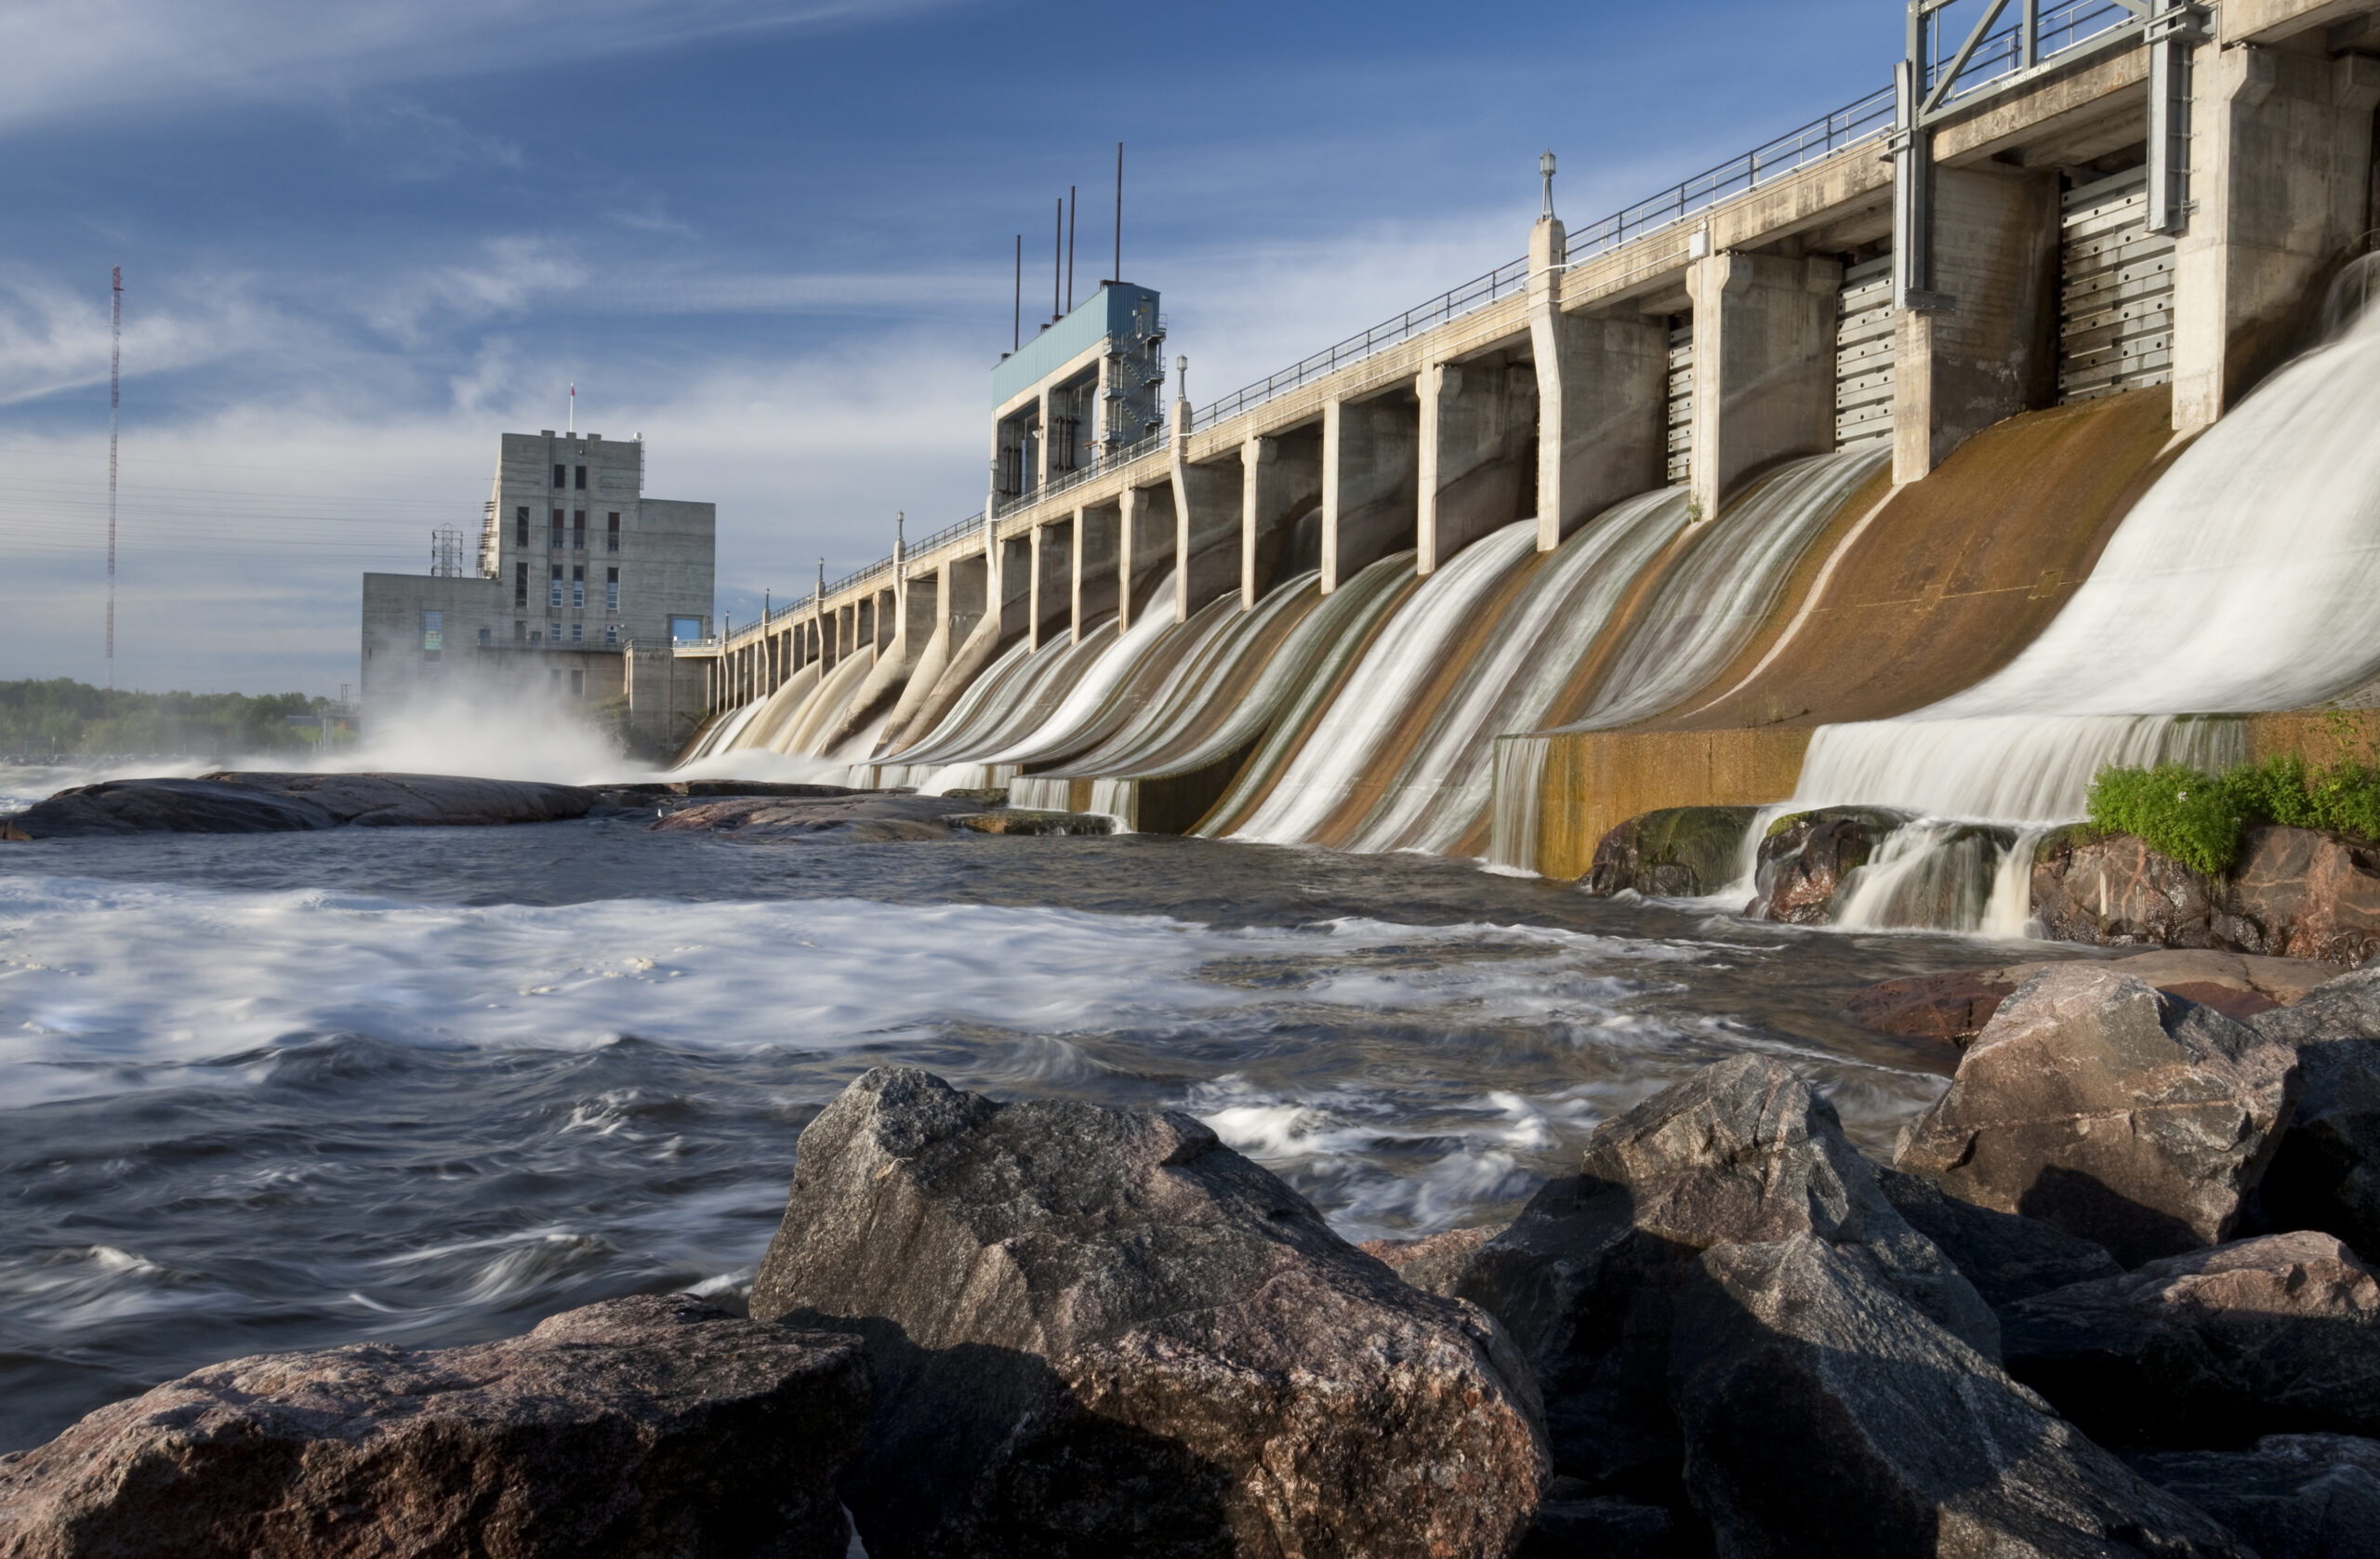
[107,265,120,695]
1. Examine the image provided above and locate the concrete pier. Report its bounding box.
[1320,392,1419,592]
[1687,249,1844,521]
[1417,358,1536,572]
[1243,431,1322,605]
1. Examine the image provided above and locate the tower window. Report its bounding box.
[570,623,583,644]
[572,511,587,550]
[572,565,585,608]
[549,564,563,608]
[549,509,563,549]
[606,567,619,612]
[421,610,443,660]
[553,464,566,488]
[570,668,586,694]
[514,506,529,547]
[514,620,527,642]
[514,561,527,607]
[574,466,587,490]
[606,512,620,552]
[603,624,618,644]
[478,627,491,646]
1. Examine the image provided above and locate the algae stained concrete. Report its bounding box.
[1527,388,2188,879]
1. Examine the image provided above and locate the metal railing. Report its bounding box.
[1562,86,1900,265]
[1192,256,1533,429]
[1000,433,1168,516]
[1922,1,2142,112]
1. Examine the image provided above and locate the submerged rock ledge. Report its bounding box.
[16,958,2380,1555]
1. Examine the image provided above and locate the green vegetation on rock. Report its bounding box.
[0,678,346,758]
[2085,753,2380,875]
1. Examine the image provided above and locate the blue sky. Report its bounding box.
[0,0,1890,695]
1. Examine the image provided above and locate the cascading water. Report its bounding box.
[1230,526,1541,845]
[1795,302,2380,824]
[1343,491,1695,855]
[1826,822,2045,938]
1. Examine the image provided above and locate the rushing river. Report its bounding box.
[0,791,2068,1453]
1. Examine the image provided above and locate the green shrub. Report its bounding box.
[2085,751,2380,875]
[2086,761,2241,874]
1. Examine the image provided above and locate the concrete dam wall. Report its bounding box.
[671,0,2380,902]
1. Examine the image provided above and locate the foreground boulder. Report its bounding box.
[2128,1434,2380,1559]
[2244,973,2380,1258]
[2001,1231,2380,1445]
[1357,1225,1499,1298]
[2033,824,2380,963]
[1583,806,1757,897]
[1458,1055,2245,1555]
[2,771,594,839]
[0,1295,870,1558]
[1895,966,2300,1264]
[1873,1165,2124,1308]
[1674,1232,2244,1558]
[749,1067,1545,1559]
[1457,1055,1997,1499]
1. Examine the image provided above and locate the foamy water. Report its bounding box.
[0,818,1986,1453]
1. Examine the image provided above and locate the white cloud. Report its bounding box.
[0,271,291,407]
[0,0,963,133]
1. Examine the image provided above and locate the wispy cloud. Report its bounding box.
[0,0,962,133]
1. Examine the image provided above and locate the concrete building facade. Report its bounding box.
[361,431,716,758]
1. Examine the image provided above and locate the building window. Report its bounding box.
[477,627,491,646]
[572,510,586,550]
[421,610,443,660]
[549,565,563,608]
[606,512,620,552]
[514,506,529,547]
[605,567,619,612]
[531,629,543,644]
[549,509,563,549]
[571,623,583,644]
[553,463,566,488]
[549,667,562,687]
[572,565,585,608]
[574,466,587,490]
[671,615,702,645]
[604,624,618,644]
[570,668,586,695]
[514,561,527,607]
[515,620,527,642]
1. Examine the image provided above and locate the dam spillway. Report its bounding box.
[662,0,2380,907]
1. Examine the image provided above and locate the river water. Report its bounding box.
[0,788,2063,1453]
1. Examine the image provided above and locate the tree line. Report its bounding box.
[0,679,347,758]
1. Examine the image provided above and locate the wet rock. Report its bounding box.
[950,809,1113,836]
[1744,807,1909,923]
[2000,1231,2380,1445]
[1455,1055,1995,1500]
[1873,1165,2124,1308]
[0,1295,870,1559]
[2127,1434,2380,1559]
[748,1067,1545,1559]
[205,771,595,827]
[1357,1225,1500,1298]
[938,786,1010,808]
[1583,806,1758,898]
[3,772,599,839]
[1894,965,2301,1265]
[1844,949,2333,1046]
[1,777,341,839]
[1673,1232,2249,1558]
[2033,825,2380,963]
[651,792,976,837]
[1843,970,2019,1046]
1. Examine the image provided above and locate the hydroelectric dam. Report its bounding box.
[663,0,2380,911]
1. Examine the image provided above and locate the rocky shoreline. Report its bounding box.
[1591,803,2380,963]
[9,962,2380,1556]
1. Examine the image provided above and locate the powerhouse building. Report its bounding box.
[360,430,716,757]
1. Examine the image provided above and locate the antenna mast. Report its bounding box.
[107,266,120,698]
[1112,142,1123,284]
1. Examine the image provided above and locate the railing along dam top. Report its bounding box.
[713,0,2154,658]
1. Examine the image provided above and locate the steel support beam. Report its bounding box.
[2147,3,2211,234]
